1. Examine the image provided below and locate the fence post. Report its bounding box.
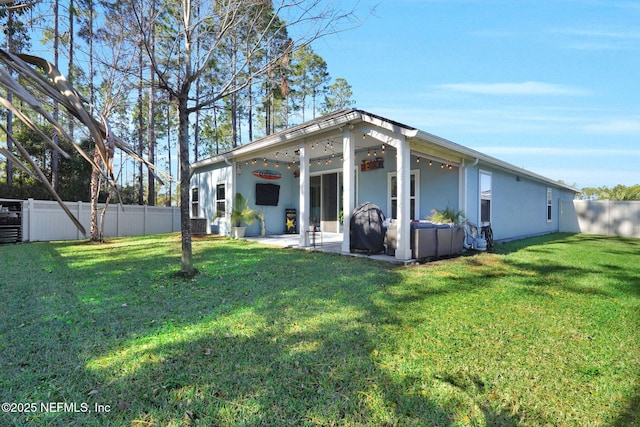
[117,204,121,237]
[26,198,33,242]
[143,205,148,235]
[607,200,611,236]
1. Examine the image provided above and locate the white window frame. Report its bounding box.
[191,187,199,218]
[479,170,492,224]
[215,183,226,217]
[546,188,552,223]
[387,169,420,220]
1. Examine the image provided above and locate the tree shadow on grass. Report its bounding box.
[496,233,640,426]
[372,232,640,425]
[613,385,640,427]
[2,233,637,425]
[1,238,458,425]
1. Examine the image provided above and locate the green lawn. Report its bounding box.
[1,233,638,426]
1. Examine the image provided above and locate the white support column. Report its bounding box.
[298,141,310,247]
[459,159,467,217]
[228,161,237,237]
[341,127,355,253]
[395,137,412,260]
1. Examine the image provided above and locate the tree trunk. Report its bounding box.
[147,0,156,206]
[148,86,155,205]
[67,0,74,139]
[137,44,144,205]
[87,0,102,241]
[248,79,253,142]
[178,95,193,274]
[148,79,156,205]
[51,0,60,190]
[166,101,172,205]
[5,10,13,187]
[89,152,101,241]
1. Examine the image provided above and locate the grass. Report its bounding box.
[0,232,639,426]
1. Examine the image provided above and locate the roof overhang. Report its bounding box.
[190,108,579,193]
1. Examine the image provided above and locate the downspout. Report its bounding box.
[462,158,479,221]
[224,155,235,236]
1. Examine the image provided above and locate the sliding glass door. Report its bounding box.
[310,172,341,233]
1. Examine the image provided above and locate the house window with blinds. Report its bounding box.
[191,187,199,218]
[479,171,492,224]
[216,184,226,217]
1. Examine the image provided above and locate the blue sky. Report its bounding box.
[312,0,640,189]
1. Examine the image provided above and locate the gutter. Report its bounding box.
[190,110,363,173]
[414,130,579,193]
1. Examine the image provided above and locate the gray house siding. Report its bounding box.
[190,163,233,235]
[191,153,575,241]
[418,159,460,219]
[465,164,576,241]
[356,154,460,220]
[190,110,579,252]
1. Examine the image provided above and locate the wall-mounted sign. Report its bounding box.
[360,157,384,172]
[252,169,282,180]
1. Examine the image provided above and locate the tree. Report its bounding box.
[0,0,166,236]
[291,44,329,121]
[581,184,640,201]
[127,0,357,275]
[1,0,33,189]
[321,77,355,114]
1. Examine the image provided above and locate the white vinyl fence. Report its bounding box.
[13,198,180,242]
[560,199,640,238]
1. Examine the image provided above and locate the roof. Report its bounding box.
[191,109,579,193]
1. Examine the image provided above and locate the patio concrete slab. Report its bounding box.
[244,233,415,265]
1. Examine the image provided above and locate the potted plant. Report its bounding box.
[428,205,465,225]
[230,192,259,238]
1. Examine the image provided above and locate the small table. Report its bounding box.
[306,228,323,247]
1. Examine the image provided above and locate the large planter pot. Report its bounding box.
[231,226,246,239]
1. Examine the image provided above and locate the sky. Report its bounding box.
[311,0,640,189]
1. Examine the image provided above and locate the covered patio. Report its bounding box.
[243,232,414,264]
[192,109,468,262]
[191,109,578,262]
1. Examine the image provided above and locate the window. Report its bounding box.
[191,187,199,218]
[388,171,419,220]
[216,184,226,217]
[546,188,552,222]
[479,171,492,223]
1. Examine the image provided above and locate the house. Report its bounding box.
[190,109,578,261]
